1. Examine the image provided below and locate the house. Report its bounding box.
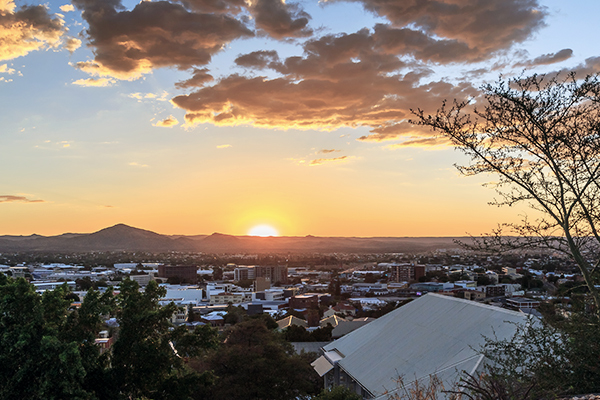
[277,315,308,330]
[312,293,531,399]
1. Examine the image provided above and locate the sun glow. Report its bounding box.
[248,224,279,237]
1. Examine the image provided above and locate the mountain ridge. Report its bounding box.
[0,224,470,253]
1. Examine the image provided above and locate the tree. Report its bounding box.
[198,318,322,400]
[414,73,600,313]
[0,275,113,400]
[109,279,216,400]
[314,386,362,400]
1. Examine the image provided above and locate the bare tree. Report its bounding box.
[413,73,600,313]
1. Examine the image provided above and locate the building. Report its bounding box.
[157,265,197,283]
[254,265,288,285]
[254,276,271,291]
[289,294,319,309]
[390,264,426,283]
[234,266,256,282]
[485,284,506,297]
[506,297,541,310]
[312,293,531,399]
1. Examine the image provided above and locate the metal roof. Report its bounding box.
[321,293,531,398]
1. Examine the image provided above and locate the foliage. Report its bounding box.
[0,275,113,400]
[315,386,362,400]
[0,275,218,400]
[197,318,322,400]
[282,324,333,342]
[453,310,600,399]
[414,72,600,313]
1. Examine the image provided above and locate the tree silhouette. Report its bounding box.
[414,73,600,313]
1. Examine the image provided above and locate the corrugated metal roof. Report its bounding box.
[322,293,531,398]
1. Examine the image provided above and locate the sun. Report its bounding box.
[248,224,279,237]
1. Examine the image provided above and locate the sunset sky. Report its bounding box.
[1,0,599,237]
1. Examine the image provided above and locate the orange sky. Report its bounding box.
[0,0,598,237]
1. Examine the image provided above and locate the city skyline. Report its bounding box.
[2,0,599,237]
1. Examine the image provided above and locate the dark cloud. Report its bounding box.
[562,56,600,77]
[175,68,213,89]
[0,1,66,61]
[235,50,279,69]
[0,195,44,203]
[72,0,253,78]
[319,149,340,154]
[373,24,478,63]
[516,48,573,67]
[346,0,547,58]
[248,0,312,39]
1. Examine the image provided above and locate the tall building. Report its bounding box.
[234,266,256,282]
[157,265,197,283]
[390,264,425,282]
[254,265,288,285]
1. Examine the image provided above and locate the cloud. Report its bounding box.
[563,56,600,77]
[129,162,149,167]
[216,144,231,148]
[64,37,82,53]
[346,0,547,59]
[0,63,15,74]
[72,77,115,87]
[384,137,452,149]
[235,50,279,69]
[71,0,253,79]
[129,91,169,101]
[319,149,340,154]
[0,195,44,203]
[175,68,213,89]
[516,48,573,67]
[309,155,349,166]
[154,116,179,127]
[59,4,75,12]
[171,29,477,140]
[248,0,312,39]
[0,1,67,61]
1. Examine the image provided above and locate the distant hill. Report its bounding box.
[0,224,470,254]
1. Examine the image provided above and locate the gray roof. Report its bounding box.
[320,293,531,398]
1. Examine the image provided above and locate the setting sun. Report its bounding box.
[248,225,279,237]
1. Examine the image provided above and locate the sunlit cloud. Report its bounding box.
[310,155,351,166]
[0,1,67,61]
[0,195,44,203]
[72,77,115,87]
[59,4,75,12]
[154,116,179,127]
[129,162,149,168]
[0,64,15,74]
[384,137,452,149]
[65,37,82,53]
[129,91,169,101]
[216,144,232,149]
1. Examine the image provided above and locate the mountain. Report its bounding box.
[0,224,469,253]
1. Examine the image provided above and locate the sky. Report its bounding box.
[1,0,599,237]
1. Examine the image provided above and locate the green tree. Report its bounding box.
[199,318,322,400]
[414,73,600,313]
[315,386,362,400]
[0,275,113,400]
[109,279,216,400]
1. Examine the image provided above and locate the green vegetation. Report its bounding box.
[0,274,325,400]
